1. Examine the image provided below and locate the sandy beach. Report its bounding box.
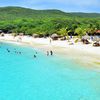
[0,34,100,68]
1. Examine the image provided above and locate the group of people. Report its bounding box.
[6,48,22,55]
[47,50,53,56]
[1,45,53,58]
[6,48,38,59]
[33,50,53,58]
[33,52,37,58]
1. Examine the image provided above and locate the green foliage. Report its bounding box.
[75,27,86,38]
[0,7,100,37]
[58,28,66,36]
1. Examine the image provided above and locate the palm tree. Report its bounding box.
[86,24,97,35]
[58,27,70,41]
[75,27,85,38]
[58,28,66,36]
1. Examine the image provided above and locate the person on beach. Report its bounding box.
[90,36,93,41]
[70,35,73,40]
[49,37,52,44]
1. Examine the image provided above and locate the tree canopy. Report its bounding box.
[0,7,100,37]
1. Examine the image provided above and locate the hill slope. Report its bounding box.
[0,6,100,21]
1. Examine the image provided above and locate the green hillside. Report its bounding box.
[0,7,67,20]
[0,6,100,21]
[0,6,100,36]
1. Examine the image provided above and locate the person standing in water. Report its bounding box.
[50,50,53,56]
[47,51,49,56]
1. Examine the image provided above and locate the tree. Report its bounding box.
[57,28,66,36]
[75,27,85,38]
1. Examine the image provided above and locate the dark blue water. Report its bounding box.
[0,42,100,100]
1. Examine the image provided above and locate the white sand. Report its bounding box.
[0,34,100,55]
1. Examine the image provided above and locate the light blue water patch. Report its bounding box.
[0,42,100,100]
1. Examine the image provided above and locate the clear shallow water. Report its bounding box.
[0,42,100,100]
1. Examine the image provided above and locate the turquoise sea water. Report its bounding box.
[0,42,100,100]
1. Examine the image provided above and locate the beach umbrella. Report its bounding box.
[0,30,2,33]
[7,30,12,34]
[82,35,90,40]
[19,33,24,36]
[33,34,39,38]
[0,33,4,36]
[93,36,100,42]
[96,30,100,33]
[51,34,59,40]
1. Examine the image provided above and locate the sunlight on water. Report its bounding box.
[0,42,100,100]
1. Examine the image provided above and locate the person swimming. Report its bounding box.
[19,52,21,54]
[34,55,36,58]
[14,50,21,54]
[36,52,37,54]
[15,51,17,53]
[6,49,10,52]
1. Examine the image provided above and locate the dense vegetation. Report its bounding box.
[0,6,100,37]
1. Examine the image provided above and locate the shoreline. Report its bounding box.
[0,34,100,68]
